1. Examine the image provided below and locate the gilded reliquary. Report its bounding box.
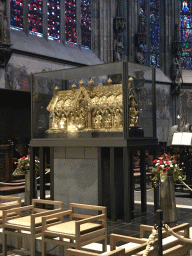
[46,77,138,134]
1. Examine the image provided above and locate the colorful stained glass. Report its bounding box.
[181,1,190,13]
[81,0,91,49]
[10,0,91,47]
[138,0,147,65]
[150,0,160,67]
[28,0,43,35]
[10,0,23,29]
[181,1,192,69]
[65,0,77,44]
[48,0,60,41]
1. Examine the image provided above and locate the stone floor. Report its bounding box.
[1,183,192,255]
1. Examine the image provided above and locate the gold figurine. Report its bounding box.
[128,77,139,127]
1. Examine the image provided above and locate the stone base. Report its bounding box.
[46,130,123,138]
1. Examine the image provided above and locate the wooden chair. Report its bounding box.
[67,247,125,256]
[3,198,63,256]
[0,195,21,228]
[41,203,107,256]
[110,223,190,256]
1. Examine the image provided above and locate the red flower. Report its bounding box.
[163,167,168,173]
[153,159,158,163]
[159,160,164,165]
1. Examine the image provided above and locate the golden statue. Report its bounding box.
[104,109,112,129]
[59,113,67,130]
[128,77,139,127]
[114,108,122,128]
[94,111,103,129]
[129,98,139,127]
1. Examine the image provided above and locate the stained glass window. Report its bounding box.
[10,0,23,30]
[10,0,91,47]
[65,0,77,45]
[150,0,160,67]
[138,0,147,65]
[181,0,192,69]
[138,0,159,67]
[48,0,60,41]
[81,0,91,49]
[28,0,43,36]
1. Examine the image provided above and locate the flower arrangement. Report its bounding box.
[13,155,40,175]
[152,153,185,186]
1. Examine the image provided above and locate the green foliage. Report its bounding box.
[13,155,40,175]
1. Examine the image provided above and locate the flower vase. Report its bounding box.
[160,174,177,223]
[25,170,37,205]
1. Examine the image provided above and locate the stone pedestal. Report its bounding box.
[160,175,177,223]
[54,147,98,211]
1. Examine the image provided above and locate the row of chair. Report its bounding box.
[0,195,191,256]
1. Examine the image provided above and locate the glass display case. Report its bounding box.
[31,61,156,141]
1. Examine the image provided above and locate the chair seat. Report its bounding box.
[47,220,102,235]
[82,242,111,253]
[162,235,177,245]
[8,216,42,227]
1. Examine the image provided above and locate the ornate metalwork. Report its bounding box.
[128,77,139,127]
[47,78,127,133]
[47,77,140,134]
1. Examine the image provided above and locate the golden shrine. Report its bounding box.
[46,77,138,134]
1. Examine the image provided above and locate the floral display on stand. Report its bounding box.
[151,153,185,187]
[13,155,40,175]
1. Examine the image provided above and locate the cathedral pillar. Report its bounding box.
[92,0,115,63]
[0,0,12,68]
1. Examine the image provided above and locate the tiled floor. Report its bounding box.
[1,183,192,255]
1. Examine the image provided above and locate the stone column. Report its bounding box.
[76,0,81,48]
[42,0,48,40]
[100,0,104,61]
[23,0,28,35]
[60,0,66,44]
